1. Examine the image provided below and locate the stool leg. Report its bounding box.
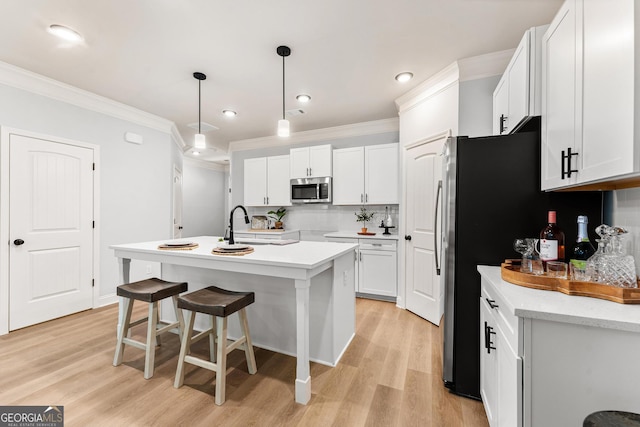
[172,295,185,344]
[143,302,159,379]
[209,315,216,363]
[174,310,195,389]
[155,306,162,347]
[215,317,228,406]
[113,297,134,366]
[239,308,257,375]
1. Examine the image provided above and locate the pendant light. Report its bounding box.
[193,72,207,149]
[277,46,291,137]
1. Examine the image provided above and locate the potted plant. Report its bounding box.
[267,207,287,229]
[355,206,375,233]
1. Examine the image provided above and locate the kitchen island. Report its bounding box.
[111,236,358,404]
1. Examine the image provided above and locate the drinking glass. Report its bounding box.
[546,261,568,279]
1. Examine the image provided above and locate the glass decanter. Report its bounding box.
[514,238,543,275]
[604,229,637,288]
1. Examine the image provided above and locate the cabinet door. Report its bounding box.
[289,147,310,178]
[497,327,521,427]
[508,32,530,133]
[493,76,509,135]
[244,157,267,206]
[541,0,578,190]
[480,298,498,427]
[365,143,398,205]
[309,144,332,177]
[579,0,635,183]
[359,248,397,297]
[332,147,364,205]
[266,155,291,206]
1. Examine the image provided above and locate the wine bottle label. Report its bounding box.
[539,239,558,261]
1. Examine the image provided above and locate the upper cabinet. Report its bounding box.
[333,143,399,205]
[244,155,291,207]
[541,0,638,190]
[290,144,332,178]
[493,25,548,135]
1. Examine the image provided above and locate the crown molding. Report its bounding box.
[457,49,514,82]
[394,49,515,114]
[0,60,174,133]
[394,62,460,114]
[228,118,399,152]
[184,157,228,172]
[170,124,187,151]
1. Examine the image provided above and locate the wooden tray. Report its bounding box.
[501,259,640,304]
[211,247,254,256]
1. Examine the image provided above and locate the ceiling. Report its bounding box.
[0,0,562,162]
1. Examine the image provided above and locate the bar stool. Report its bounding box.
[113,277,188,379]
[174,286,257,405]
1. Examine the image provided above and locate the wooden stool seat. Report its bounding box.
[113,278,187,379]
[177,286,254,317]
[174,286,257,405]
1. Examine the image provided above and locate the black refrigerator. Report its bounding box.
[441,127,604,399]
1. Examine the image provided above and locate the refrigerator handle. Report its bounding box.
[434,179,443,275]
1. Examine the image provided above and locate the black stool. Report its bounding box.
[174,286,257,405]
[113,278,187,379]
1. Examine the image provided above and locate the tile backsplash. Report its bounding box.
[612,188,640,276]
[242,204,399,241]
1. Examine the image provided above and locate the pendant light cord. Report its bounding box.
[282,55,286,120]
[198,79,202,134]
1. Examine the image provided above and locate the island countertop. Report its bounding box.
[110,235,358,272]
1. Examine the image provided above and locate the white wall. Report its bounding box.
[182,159,227,237]
[459,76,501,137]
[0,82,179,305]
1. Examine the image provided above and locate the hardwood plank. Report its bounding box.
[0,298,488,427]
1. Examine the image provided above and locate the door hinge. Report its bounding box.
[92,221,95,229]
[92,163,95,171]
[92,279,95,287]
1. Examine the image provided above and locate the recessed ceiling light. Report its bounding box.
[296,94,311,103]
[48,24,84,43]
[192,151,200,156]
[222,110,237,117]
[395,72,413,83]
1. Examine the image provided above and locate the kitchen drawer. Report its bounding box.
[359,239,396,251]
[481,277,518,355]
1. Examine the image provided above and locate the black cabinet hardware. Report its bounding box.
[561,147,579,179]
[405,235,412,241]
[13,239,24,246]
[484,321,496,354]
[486,298,499,309]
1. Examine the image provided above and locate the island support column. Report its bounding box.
[116,257,131,339]
[294,278,311,404]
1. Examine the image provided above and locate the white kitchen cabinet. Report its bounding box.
[480,279,522,427]
[478,265,640,427]
[332,143,399,205]
[290,144,332,178]
[492,25,548,135]
[541,0,640,190]
[243,155,291,207]
[325,235,397,299]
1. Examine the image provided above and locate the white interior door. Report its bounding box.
[173,166,183,239]
[404,135,445,325]
[9,134,94,330]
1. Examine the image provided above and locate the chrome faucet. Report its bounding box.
[228,205,249,245]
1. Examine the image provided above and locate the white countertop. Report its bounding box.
[236,229,300,234]
[477,265,640,333]
[323,231,400,240]
[111,235,357,270]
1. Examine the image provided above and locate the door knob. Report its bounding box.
[13,239,24,246]
[178,226,183,230]
[405,235,412,241]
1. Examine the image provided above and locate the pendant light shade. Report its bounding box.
[193,72,207,149]
[277,46,291,137]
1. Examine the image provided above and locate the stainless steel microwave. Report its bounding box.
[290,177,332,203]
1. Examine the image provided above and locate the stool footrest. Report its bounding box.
[184,354,218,372]
[122,337,147,351]
[225,336,247,354]
[155,320,180,336]
[191,327,215,345]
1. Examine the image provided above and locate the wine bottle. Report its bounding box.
[539,210,565,262]
[570,215,595,269]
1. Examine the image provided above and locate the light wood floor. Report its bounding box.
[0,298,488,427]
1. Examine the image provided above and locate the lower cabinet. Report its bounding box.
[326,236,397,299]
[480,279,522,427]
